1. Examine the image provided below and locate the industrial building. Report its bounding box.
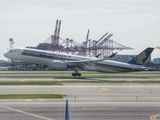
[111,55,152,64]
[153,58,160,64]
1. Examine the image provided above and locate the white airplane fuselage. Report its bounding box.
[4,48,146,73]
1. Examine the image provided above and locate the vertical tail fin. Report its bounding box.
[128,47,154,65]
[65,99,70,120]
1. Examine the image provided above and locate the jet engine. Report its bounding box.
[52,61,68,70]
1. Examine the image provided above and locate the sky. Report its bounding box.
[0,0,160,60]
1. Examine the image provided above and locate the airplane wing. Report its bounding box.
[67,59,98,68]
[66,52,117,68]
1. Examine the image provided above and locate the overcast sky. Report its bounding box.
[0,0,160,60]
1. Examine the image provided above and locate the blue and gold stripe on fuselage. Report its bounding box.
[95,62,143,72]
[21,51,77,61]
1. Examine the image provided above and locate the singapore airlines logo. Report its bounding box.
[135,51,146,64]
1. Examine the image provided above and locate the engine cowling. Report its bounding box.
[52,61,68,70]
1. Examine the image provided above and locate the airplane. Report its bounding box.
[4,47,154,76]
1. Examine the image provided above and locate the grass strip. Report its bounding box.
[1,75,160,79]
[0,80,160,85]
[62,80,160,84]
[0,81,62,85]
[1,72,160,78]
[0,94,63,99]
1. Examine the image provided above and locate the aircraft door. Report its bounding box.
[17,50,21,55]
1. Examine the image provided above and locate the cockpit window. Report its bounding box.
[10,50,12,52]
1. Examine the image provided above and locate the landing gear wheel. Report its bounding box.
[72,73,77,77]
[72,73,81,77]
[77,73,81,76]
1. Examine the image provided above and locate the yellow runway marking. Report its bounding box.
[126,79,133,81]
[101,88,109,91]
[150,114,160,120]
[3,106,54,120]
[19,80,25,82]
[25,99,32,102]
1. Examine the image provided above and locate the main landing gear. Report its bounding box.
[72,72,81,77]
[72,67,81,77]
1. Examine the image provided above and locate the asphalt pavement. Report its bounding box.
[0,77,160,120]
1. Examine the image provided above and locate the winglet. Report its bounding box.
[108,52,117,58]
[95,52,117,58]
[128,47,154,65]
[65,99,70,120]
[95,53,102,58]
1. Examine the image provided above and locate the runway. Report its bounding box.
[1,84,160,102]
[0,100,160,120]
[1,77,160,119]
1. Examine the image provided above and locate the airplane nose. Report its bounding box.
[3,52,8,58]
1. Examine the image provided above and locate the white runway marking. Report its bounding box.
[82,108,115,110]
[3,106,54,120]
